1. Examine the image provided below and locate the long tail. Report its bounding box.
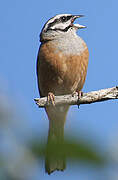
[45,105,69,174]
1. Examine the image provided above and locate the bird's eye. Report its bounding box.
[61,16,72,22]
[61,16,67,22]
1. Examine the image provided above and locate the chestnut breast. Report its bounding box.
[37,40,89,97]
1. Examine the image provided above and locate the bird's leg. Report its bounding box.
[77,90,83,108]
[72,90,83,108]
[72,91,78,97]
[47,92,55,106]
[72,90,83,98]
[77,90,83,99]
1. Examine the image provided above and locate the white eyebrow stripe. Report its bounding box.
[47,14,72,24]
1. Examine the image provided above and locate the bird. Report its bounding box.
[36,14,89,174]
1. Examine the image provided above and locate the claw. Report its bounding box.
[47,92,55,106]
[78,91,83,99]
[73,90,83,108]
[72,91,78,97]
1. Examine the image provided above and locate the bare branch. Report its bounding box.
[34,86,118,108]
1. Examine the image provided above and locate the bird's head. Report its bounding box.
[40,14,86,42]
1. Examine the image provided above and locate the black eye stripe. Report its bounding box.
[60,15,72,22]
[47,19,59,30]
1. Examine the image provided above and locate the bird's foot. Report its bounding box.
[77,90,83,108]
[72,91,78,97]
[72,90,83,98]
[72,90,83,108]
[47,92,55,106]
[77,90,83,99]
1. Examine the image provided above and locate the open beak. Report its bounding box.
[71,15,86,29]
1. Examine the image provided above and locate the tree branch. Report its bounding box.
[34,86,118,108]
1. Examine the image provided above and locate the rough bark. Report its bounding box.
[34,86,118,108]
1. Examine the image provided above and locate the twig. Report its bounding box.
[34,86,118,108]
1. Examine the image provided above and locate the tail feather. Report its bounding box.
[45,106,69,174]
